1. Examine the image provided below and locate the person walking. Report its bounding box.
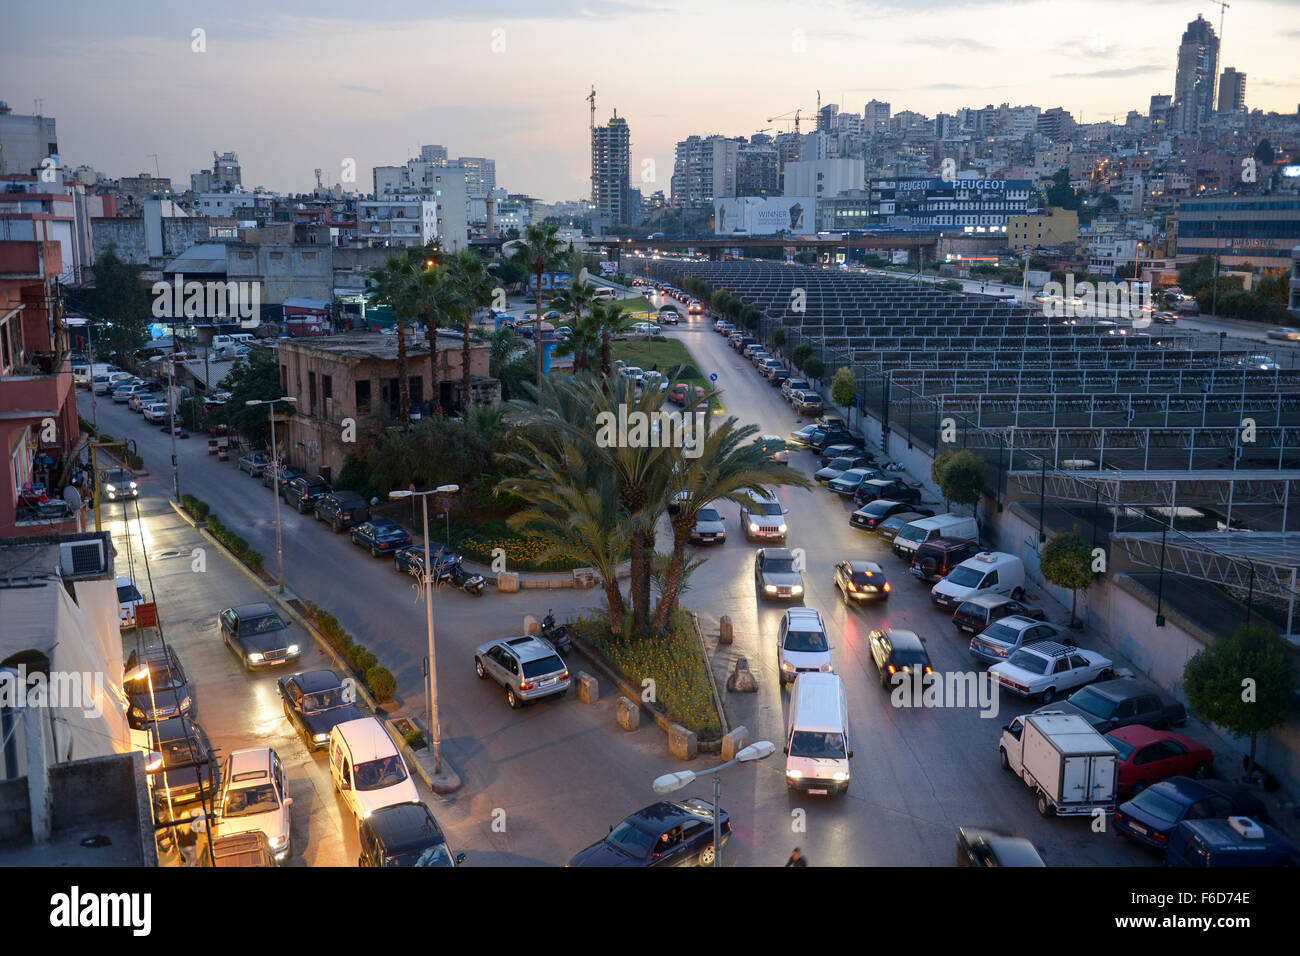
[785,847,807,867]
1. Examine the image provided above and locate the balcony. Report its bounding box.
[0,349,73,419]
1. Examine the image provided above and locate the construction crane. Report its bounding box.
[754,127,771,137]
[1210,0,1229,41]
[587,86,596,130]
[767,109,804,134]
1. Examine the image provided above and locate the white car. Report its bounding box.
[989,641,1113,704]
[143,402,170,424]
[1265,327,1300,341]
[206,747,293,862]
[690,504,726,544]
[777,608,834,685]
[329,717,421,821]
[740,487,789,541]
[1239,354,1280,371]
[631,322,661,337]
[116,576,143,630]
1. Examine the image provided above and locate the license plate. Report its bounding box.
[809,788,828,795]
[1130,823,1147,836]
[959,625,973,633]
[911,567,924,577]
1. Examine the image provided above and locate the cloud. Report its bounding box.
[904,36,994,52]
[340,84,382,95]
[1055,64,1164,79]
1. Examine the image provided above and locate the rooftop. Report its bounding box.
[279,330,483,362]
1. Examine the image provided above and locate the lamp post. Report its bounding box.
[651,740,775,868]
[390,483,460,774]
[245,397,297,593]
[1154,520,1168,627]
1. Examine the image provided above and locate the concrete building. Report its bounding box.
[591,114,631,226]
[91,199,236,275]
[115,173,175,207]
[1217,68,1246,114]
[671,134,738,205]
[0,173,116,284]
[1036,107,1076,142]
[1087,236,1162,275]
[278,331,496,479]
[191,190,275,220]
[1149,94,1173,132]
[356,196,437,248]
[864,99,891,133]
[1177,194,1300,269]
[871,176,1032,231]
[783,158,865,199]
[1172,14,1220,133]
[372,151,471,251]
[736,141,780,196]
[0,103,57,177]
[1007,206,1079,252]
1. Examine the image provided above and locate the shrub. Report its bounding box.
[802,356,825,381]
[351,646,378,674]
[1040,528,1095,622]
[366,666,397,702]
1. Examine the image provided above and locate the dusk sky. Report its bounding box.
[4,0,1298,201]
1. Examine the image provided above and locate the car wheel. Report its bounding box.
[1040,686,1056,704]
[475,658,486,679]
[697,844,716,867]
[371,546,380,558]
[1037,792,1053,817]
[506,687,521,709]
[919,558,938,578]
[1192,762,1210,780]
[1099,668,1114,680]
[999,747,1010,771]
[1012,587,1025,601]
[332,519,341,533]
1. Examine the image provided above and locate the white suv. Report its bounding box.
[206,747,293,863]
[777,608,834,685]
[143,401,170,424]
[740,487,789,541]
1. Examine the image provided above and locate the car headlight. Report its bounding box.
[179,696,191,712]
[819,662,834,672]
[362,809,373,819]
[832,772,849,782]
[271,833,290,852]
[764,584,777,593]
[131,706,144,718]
[247,652,265,663]
[777,524,787,533]
[791,585,804,595]
[313,733,329,743]
[129,481,138,489]
[287,644,300,655]
[787,769,803,780]
[780,661,795,672]
[105,484,116,493]
[749,523,760,533]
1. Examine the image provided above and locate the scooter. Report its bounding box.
[448,560,486,596]
[541,610,572,656]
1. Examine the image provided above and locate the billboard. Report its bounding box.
[714,197,817,236]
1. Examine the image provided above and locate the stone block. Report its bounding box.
[721,725,750,762]
[522,614,540,636]
[577,672,599,703]
[668,723,698,761]
[726,655,758,693]
[497,571,519,593]
[616,696,640,731]
[718,615,734,644]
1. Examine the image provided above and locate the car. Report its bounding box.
[111,382,146,403]
[1153,311,1180,325]
[754,547,805,602]
[98,467,139,502]
[688,300,703,314]
[117,575,144,630]
[787,424,820,448]
[1236,353,1281,371]
[754,434,789,465]
[816,455,874,486]
[850,498,933,529]
[1106,725,1214,796]
[768,366,790,384]
[777,607,834,684]
[969,615,1074,664]
[667,383,707,407]
[349,517,413,555]
[277,669,364,751]
[236,449,271,477]
[875,511,930,542]
[474,635,570,708]
[129,391,159,413]
[1266,326,1300,341]
[806,426,856,454]
[952,594,1047,635]
[690,505,726,544]
[828,467,879,497]
[393,543,460,578]
[782,377,812,401]
[197,831,277,867]
[314,491,371,531]
[142,401,171,424]
[955,827,1046,867]
[1114,778,1266,851]
[868,627,934,689]
[329,717,422,822]
[989,641,1113,703]
[283,474,331,513]
[568,799,731,867]
[714,320,733,333]
[743,343,765,361]
[631,321,661,336]
[740,488,788,541]
[910,537,983,582]
[854,477,921,507]
[262,463,304,491]
[145,715,216,820]
[207,747,293,863]
[930,551,1026,610]
[658,310,679,325]
[1165,816,1300,867]
[818,442,868,467]
[218,603,300,671]
[1044,677,1188,732]
[833,560,890,603]
[123,644,194,730]
[359,802,467,867]
[793,391,824,415]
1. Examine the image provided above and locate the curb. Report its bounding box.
[691,611,729,748]
[387,717,463,795]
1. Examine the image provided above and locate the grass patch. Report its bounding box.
[572,611,722,740]
[616,296,653,314]
[611,339,704,386]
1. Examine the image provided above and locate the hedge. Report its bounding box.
[302,601,397,703]
[181,494,262,572]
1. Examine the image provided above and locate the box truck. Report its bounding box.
[999,711,1118,817]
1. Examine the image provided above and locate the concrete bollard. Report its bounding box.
[668,723,698,761]
[718,615,734,645]
[616,696,640,731]
[725,655,758,693]
[572,567,596,589]
[577,672,599,703]
[522,614,540,636]
[497,571,519,593]
[721,725,750,762]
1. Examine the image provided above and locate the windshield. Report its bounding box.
[789,730,847,760]
[696,508,721,523]
[223,784,278,817]
[892,647,929,666]
[1066,686,1118,719]
[522,656,565,679]
[117,583,142,604]
[156,736,206,769]
[407,843,454,867]
[302,689,343,712]
[863,501,891,516]
[1006,650,1049,674]
[945,567,985,588]
[242,614,285,635]
[763,558,796,574]
[784,630,828,653]
[827,458,853,470]
[606,820,657,858]
[838,469,868,482]
[126,664,184,694]
[103,470,130,483]
[850,571,879,585]
[1106,735,1136,761]
[354,756,409,791]
[897,526,926,543]
[755,501,783,516]
[979,622,1018,645]
[1130,788,1185,823]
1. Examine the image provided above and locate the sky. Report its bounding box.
[2,0,1298,202]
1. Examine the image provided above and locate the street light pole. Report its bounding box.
[246,397,297,593]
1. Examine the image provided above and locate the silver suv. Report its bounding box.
[474,636,571,709]
[777,607,834,685]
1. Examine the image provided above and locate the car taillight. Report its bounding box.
[883,583,890,592]
[521,681,534,691]
[1154,832,1168,844]
[923,666,933,675]
[561,671,570,680]
[887,665,897,675]
[847,582,856,592]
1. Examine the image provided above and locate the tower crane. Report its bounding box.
[766,109,805,134]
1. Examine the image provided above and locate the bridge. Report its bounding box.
[605,233,942,255]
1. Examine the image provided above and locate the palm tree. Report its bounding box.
[552,280,597,331]
[412,265,456,416]
[590,299,631,379]
[512,223,565,389]
[445,251,496,414]
[368,253,421,432]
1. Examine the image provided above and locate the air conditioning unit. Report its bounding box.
[59,538,106,577]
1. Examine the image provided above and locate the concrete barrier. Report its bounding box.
[573,567,597,588]
[497,571,519,593]
[523,614,541,636]
[668,723,698,761]
[577,672,599,703]
[616,696,640,731]
[721,725,750,762]
[718,615,734,644]
[726,655,758,693]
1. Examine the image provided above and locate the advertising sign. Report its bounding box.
[714,197,818,236]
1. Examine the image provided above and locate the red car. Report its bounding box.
[1105,725,1214,796]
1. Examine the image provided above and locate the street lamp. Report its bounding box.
[651,740,776,868]
[245,397,297,593]
[390,483,460,774]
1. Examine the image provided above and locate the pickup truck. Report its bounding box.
[999,711,1118,817]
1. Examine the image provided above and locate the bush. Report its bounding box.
[351,646,378,674]
[791,343,813,370]
[366,666,396,702]
[803,356,825,381]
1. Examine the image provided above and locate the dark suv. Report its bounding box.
[952,593,1047,635]
[854,478,921,507]
[284,474,331,513]
[1044,678,1188,732]
[807,427,856,453]
[314,491,371,531]
[910,537,981,582]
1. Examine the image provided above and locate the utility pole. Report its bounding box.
[147,153,160,178]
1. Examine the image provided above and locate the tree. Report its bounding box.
[769,328,786,354]
[802,356,824,382]
[1183,623,1295,773]
[830,367,855,419]
[934,449,985,515]
[791,343,813,371]
[89,247,151,363]
[1040,528,1095,624]
[368,253,422,431]
[1045,168,1081,212]
[512,224,565,390]
[218,350,283,448]
[445,250,495,412]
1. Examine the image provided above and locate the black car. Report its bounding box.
[283,474,331,513]
[819,443,868,467]
[568,799,731,867]
[218,602,300,671]
[807,427,856,454]
[1115,777,1266,851]
[910,537,982,582]
[393,543,460,577]
[277,669,364,751]
[868,627,934,688]
[146,715,215,819]
[351,518,413,556]
[314,491,371,531]
[264,464,305,492]
[956,827,1045,867]
[124,645,194,730]
[854,478,921,507]
[358,802,467,867]
[851,498,934,530]
[1045,678,1188,733]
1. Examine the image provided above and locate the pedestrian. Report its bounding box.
[785,847,807,867]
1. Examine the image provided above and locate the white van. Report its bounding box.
[592,287,619,301]
[328,717,421,822]
[784,673,852,796]
[930,551,1026,611]
[891,513,979,560]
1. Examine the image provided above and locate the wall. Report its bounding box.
[225,243,332,304]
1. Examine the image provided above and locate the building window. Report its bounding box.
[322,375,333,402]
[308,371,317,415]
[280,364,287,391]
[355,379,371,413]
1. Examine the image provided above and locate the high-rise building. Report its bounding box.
[0,101,57,176]
[817,103,839,133]
[211,150,241,189]
[736,140,780,196]
[1149,94,1173,132]
[1037,107,1076,142]
[1172,14,1219,133]
[455,157,496,199]
[591,113,631,225]
[1217,68,1246,114]
[670,134,738,205]
[864,100,891,133]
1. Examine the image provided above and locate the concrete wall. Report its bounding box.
[225,243,332,304]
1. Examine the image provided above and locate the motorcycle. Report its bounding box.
[448,560,486,597]
[541,609,572,656]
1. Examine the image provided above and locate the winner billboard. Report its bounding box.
[714,197,818,236]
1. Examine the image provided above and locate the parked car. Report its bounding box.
[955,827,1045,867]
[393,543,460,578]
[952,594,1046,635]
[283,474,331,513]
[787,424,820,448]
[123,645,194,730]
[817,455,873,486]
[1114,778,1266,851]
[1165,816,1300,867]
[1105,725,1214,796]
[768,366,790,385]
[854,477,921,507]
[782,377,811,401]
[754,547,805,602]
[792,391,824,415]
[989,640,1113,703]
[474,636,570,709]
[117,575,144,630]
[1044,678,1188,732]
[142,401,171,424]
[358,802,466,867]
[828,467,880,498]
[667,383,707,407]
[875,511,929,542]
[631,321,661,337]
[129,390,159,413]
[328,717,421,821]
[569,799,731,867]
[218,603,299,671]
[206,747,293,863]
[969,615,1074,665]
[262,464,304,491]
[909,537,982,583]
[277,669,364,751]
[146,716,215,819]
[690,505,726,544]
[349,517,413,556]
[806,426,856,454]
[740,488,788,541]
[833,560,890,604]
[930,551,1026,611]
[111,382,146,403]
[197,831,277,867]
[850,498,933,529]
[819,442,868,467]
[776,607,833,684]
[314,491,371,531]
[868,627,934,689]
[754,434,789,465]
[237,450,272,477]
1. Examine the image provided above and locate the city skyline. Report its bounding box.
[3,0,1298,201]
